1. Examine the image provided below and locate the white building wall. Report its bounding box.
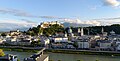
[84,42,89,48]
[99,43,111,48]
[116,45,120,50]
[116,42,120,50]
[41,39,50,45]
[53,38,68,43]
[78,42,89,48]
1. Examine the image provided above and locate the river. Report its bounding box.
[4,51,120,61]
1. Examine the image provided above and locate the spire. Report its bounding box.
[78,28,81,33]
[65,31,67,37]
[101,27,104,33]
[87,28,90,35]
[68,27,72,33]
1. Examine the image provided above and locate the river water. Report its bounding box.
[4,51,34,61]
[4,51,120,61]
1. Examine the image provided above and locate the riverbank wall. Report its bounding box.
[1,46,120,56]
[0,47,40,53]
[45,49,120,56]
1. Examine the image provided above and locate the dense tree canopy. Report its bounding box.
[1,33,6,36]
[26,24,120,36]
[26,24,64,36]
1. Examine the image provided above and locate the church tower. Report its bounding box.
[78,28,81,33]
[81,27,84,36]
[68,27,72,33]
[68,27,74,37]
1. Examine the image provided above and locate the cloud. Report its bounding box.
[93,17,120,20]
[0,8,37,17]
[91,0,120,9]
[20,19,36,23]
[103,0,120,7]
[1,18,120,31]
[0,20,37,32]
[62,19,101,27]
[40,16,60,19]
[0,8,66,19]
[62,18,120,27]
[91,17,120,25]
[63,19,101,26]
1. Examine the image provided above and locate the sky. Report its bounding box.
[0,0,120,31]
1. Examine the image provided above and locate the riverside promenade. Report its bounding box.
[45,49,120,56]
[1,45,120,56]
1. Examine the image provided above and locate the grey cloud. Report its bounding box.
[40,16,59,19]
[0,8,67,19]
[0,23,33,32]
[0,20,37,32]
[92,17,120,20]
[20,19,36,23]
[103,0,120,7]
[0,8,39,18]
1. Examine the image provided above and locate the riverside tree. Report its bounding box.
[0,49,5,57]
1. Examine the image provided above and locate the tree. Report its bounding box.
[58,60,61,61]
[1,33,6,36]
[31,39,41,46]
[26,24,64,36]
[17,59,20,61]
[43,24,64,36]
[95,59,99,61]
[26,31,36,36]
[77,60,83,61]
[38,28,43,35]
[73,41,78,48]
[0,49,5,57]
[111,24,120,26]
[49,60,53,61]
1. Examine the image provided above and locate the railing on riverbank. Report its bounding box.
[45,49,120,56]
[0,46,43,50]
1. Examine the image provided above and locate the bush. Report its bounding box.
[95,59,99,61]
[77,59,83,61]
[49,60,53,61]
[17,59,20,61]
[58,60,61,61]
[0,49,5,57]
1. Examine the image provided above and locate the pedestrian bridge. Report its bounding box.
[24,47,49,61]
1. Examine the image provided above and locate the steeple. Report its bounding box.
[78,28,81,33]
[87,28,90,35]
[68,27,72,33]
[65,32,67,37]
[101,27,104,33]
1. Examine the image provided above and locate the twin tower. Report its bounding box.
[68,27,84,36]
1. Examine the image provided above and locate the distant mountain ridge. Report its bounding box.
[0,23,36,32]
